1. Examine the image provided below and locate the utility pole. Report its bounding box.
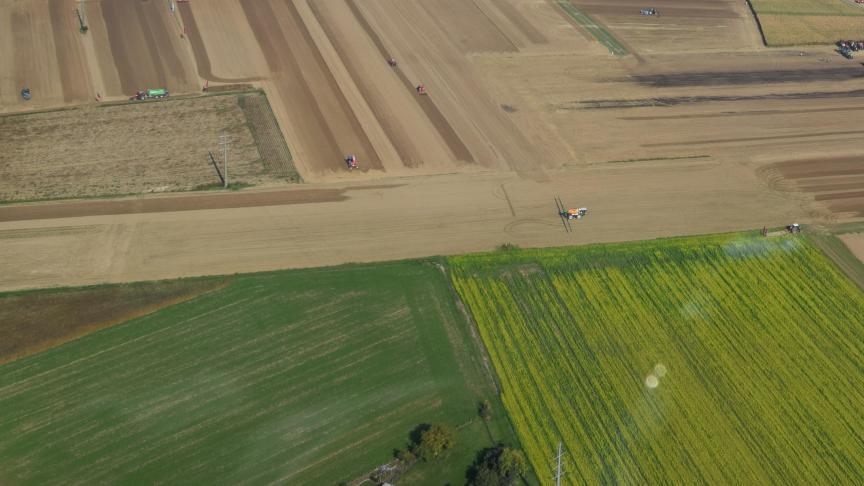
[219,133,230,188]
[553,441,565,486]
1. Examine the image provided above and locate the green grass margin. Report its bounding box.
[554,0,629,56]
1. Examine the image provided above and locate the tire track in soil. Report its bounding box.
[644,129,864,148]
[178,3,263,84]
[620,105,864,121]
[344,0,475,163]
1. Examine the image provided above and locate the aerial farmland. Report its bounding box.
[1,0,864,484]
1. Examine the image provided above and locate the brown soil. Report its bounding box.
[47,0,90,103]
[240,0,381,174]
[766,155,864,217]
[418,0,518,54]
[101,0,198,95]
[178,1,262,84]
[0,187,352,223]
[0,278,224,364]
[0,163,801,292]
[575,0,762,53]
[336,0,474,163]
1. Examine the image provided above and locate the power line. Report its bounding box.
[553,441,565,486]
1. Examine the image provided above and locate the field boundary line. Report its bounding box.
[552,0,628,56]
[436,259,534,478]
[0,295,253,395]
[808,232,864,291]
[744,0,769,47]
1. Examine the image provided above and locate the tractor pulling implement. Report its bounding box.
[555,196,588,233]
[130,88,169,101]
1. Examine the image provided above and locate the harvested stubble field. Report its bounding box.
[450,234,864,485]
[0,261,519,485]
[750,0,864,46]
[0,92,295,202]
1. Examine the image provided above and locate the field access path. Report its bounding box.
[0,160,804,292]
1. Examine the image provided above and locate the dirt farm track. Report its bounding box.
[1,0,864,290]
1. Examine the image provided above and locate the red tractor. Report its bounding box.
[416,84,427,95]
[345,154,358,170]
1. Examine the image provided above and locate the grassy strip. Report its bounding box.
[828,221,864,234]
[95,88,263,109]
[0,182,255,207]
[191,182,254,192]
[757,14,864,46]
[808,231,864,291]
[554,0,629,56]
[237,93,301,183]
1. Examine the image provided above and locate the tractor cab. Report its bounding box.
[387,57,397,67]
[640,8,659,16]
[345,154,358,170]
[416,84,427,95]
[562,208,588,220]
[21,88,31,101]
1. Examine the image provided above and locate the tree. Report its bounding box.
[497,448,527,478]
[467,445,527,486]
[394,448,417,466]
[479,399,493,421]
[411,423,456,460]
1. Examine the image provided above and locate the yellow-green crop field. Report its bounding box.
[449,233,864,485]
[751,0,864,16]
[750,0,864,46]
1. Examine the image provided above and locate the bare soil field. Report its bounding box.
[0,162,803,292]
[0,0,863,290]
[764,155,864,218]
[0,279,222,364]
[574,0,763,53]
[0,92,296,202]
[0,0,199,110]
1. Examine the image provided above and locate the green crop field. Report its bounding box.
[750,0,864,46]
[751,0,864,16]
[0,262,519,485]
[450,234,864,485]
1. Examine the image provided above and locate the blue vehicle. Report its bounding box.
[21,88,31,101]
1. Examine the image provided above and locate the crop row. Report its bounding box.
[450,234,864,485]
